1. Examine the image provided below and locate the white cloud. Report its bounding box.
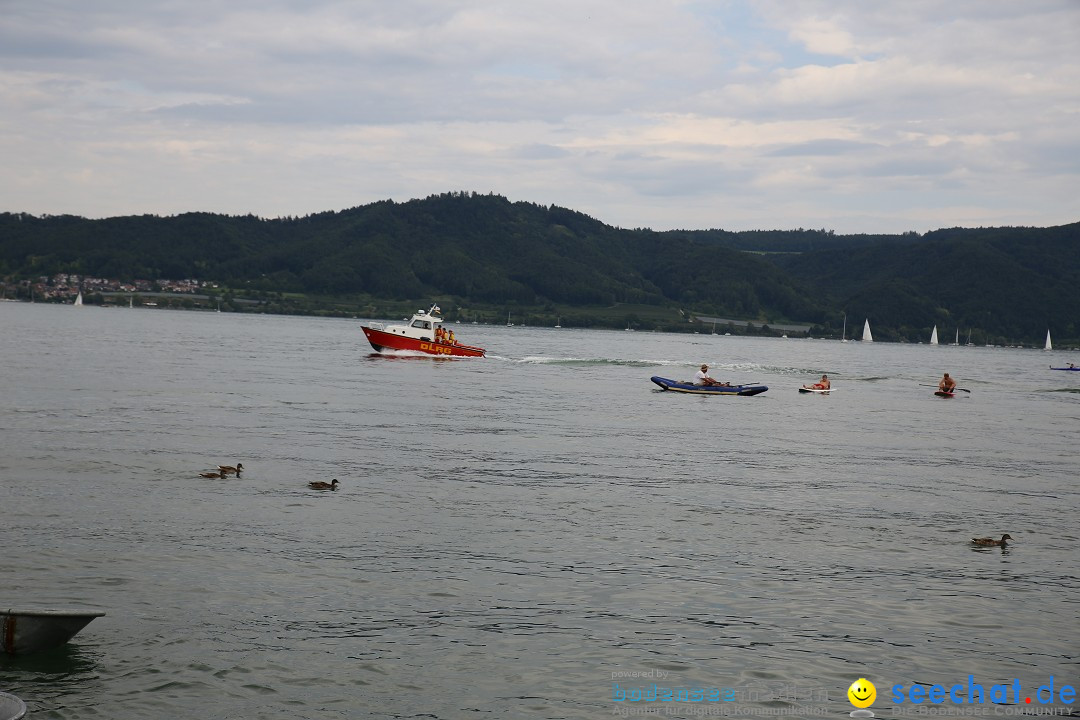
[0,0,1077,232]
[786,16,858,57]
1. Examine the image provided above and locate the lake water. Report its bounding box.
[1,303,1077,720]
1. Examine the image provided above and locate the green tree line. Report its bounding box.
[1,192,1077,343]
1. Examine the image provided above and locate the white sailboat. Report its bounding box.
[929,325,938,345]
[506,311,514,327]
[1045,330,1052,351]
[841,313,848,343]
[862,319,873,342]
[950,328,959,346]
[554,317,561,328]
[74,291,83,306]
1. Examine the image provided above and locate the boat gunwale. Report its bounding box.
[2,608,106,618]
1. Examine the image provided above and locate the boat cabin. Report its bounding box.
[384,304,444,342]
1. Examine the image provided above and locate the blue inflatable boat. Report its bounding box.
[651,376,768,396]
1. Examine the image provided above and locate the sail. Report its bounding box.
[1045,330,1052,351]
[74,291,83,306]
[862,319,873,342]
[930,325,938,345]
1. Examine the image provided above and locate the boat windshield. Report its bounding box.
[412,320,431,329]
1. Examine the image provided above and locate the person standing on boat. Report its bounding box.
[803,374,830,390]
[447,329,456,345]
[938,373,957,393]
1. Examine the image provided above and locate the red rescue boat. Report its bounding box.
[361,304,485,358]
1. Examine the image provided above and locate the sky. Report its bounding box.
[2,1,1078,234]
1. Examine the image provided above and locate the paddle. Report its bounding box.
[921,384,971,393]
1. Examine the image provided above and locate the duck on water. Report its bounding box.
[971,534,1013,547]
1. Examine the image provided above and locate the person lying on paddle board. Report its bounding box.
[938,372,957,393]
[694,364,730,387]
[802,374,830,390]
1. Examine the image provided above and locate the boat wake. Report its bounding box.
[515,356,685,368]
[365,349,461,360]
[752,364,838,376]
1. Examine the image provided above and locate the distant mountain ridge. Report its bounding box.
[1,192,1077,343]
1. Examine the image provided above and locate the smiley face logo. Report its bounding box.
[847,678,876,708]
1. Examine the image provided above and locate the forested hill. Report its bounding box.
[654,227,926,253]
[0,192,1077,343]
[767,223,1080,342]
[0,194,824,323]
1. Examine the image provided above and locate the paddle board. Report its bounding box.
[934,390,955,398]
[1049,366,1080,371]
[798,387,833,394]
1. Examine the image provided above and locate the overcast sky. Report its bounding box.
[2,1,1078,233]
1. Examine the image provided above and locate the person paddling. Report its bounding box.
[938,372,957,393]
[695,364,718,386]
[694,364,730,387]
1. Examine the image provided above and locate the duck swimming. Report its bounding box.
[309,479,339,490]
[218,463,244,476]
[199,470,227,479]
[972,534,1013,547]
